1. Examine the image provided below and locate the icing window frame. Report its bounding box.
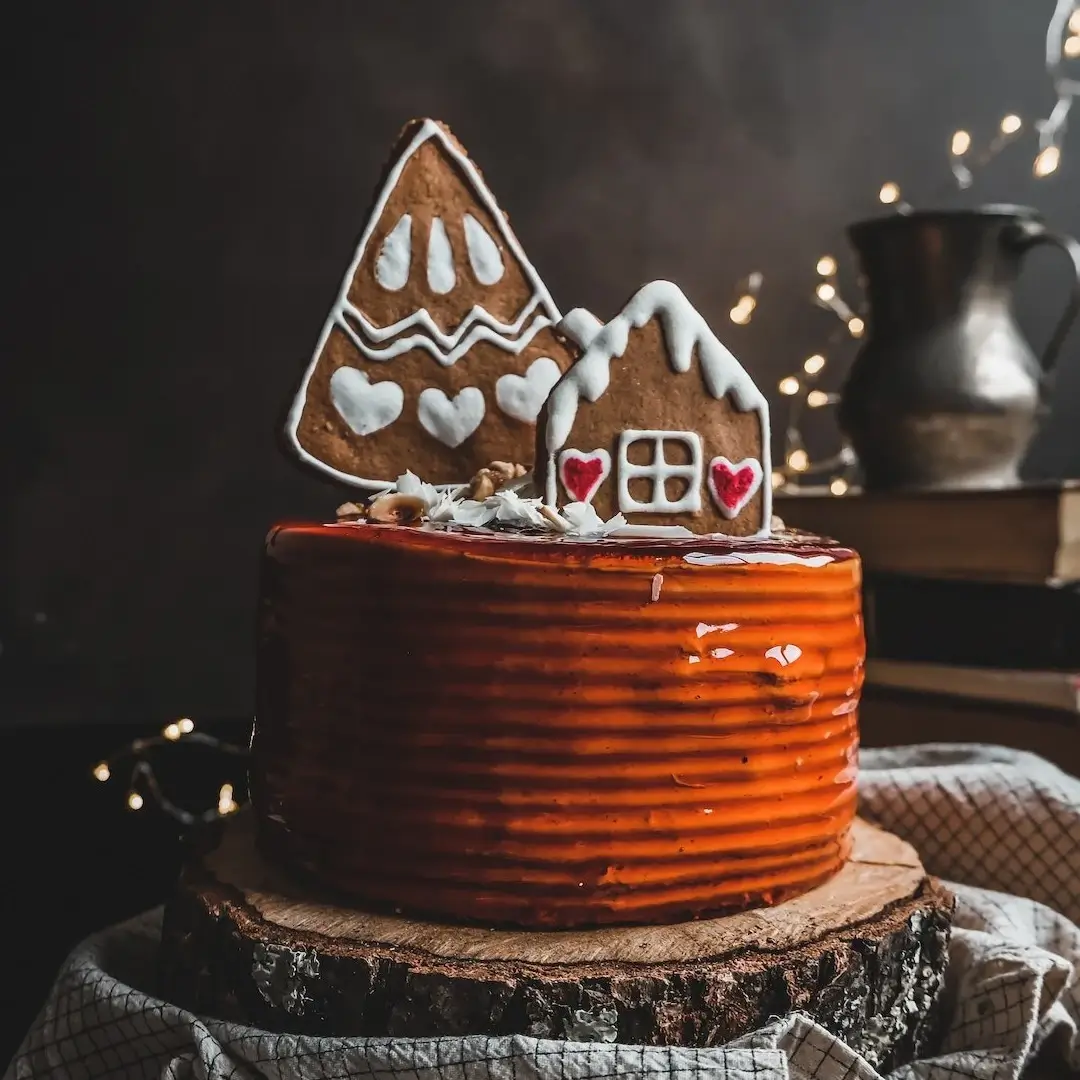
[617,430,703,514]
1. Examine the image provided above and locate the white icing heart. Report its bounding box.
[417,386,485,447]
[707,455,764,519]
[329,367,404,436]
[495,357,562,424]
[558,448,611,504]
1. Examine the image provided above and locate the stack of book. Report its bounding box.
[777,483,1080,777]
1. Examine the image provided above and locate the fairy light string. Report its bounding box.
[92,718,247,826]
[742,1,1078,495]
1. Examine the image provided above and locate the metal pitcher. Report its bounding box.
[839,206,1080,490]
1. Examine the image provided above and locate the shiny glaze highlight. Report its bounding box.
[252,522,864,928]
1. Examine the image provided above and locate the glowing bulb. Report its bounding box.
[788,449,810,473]
[847,316,865,338]
[93,762,111,782]
[803,353,826,375]
[771,470,787,489]
[815,282,837,303]
[816,255,837,277]
[878,182,901,204]
[127,791,144,811]
[778,376,801,396]
[1065,35,1080,59]
[1071,8,1080,33]
[829,477,850,496]
[163,722,181,741]
[1034,145,1061,178]
[217,783,238,816]
[1000,114,1022,135]
[177,717,195,734]
[950,130,971,156]
[729,294,756,325]
[807,390,830,408]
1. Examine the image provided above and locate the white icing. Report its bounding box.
[427,217,456,295]
[558,448,611,504]
[710,648,735,659]
[337,296,547,365]
[687,655,701,665]
[617,429,702,514]
[495,357,561,423]
[463,213,504,285]
[765,644,802,667]
[338,311,549,371]
[285,119,562,491]
[683,551,835,567]
[707,456,764,519]
[650,574,664,602]
[543,281,771,533]
[335,120,559,352]
[417,387,485,447]
[557,308,604,349]
[329,368,404,436]
[832,698,858,716]
[374,214,412,291]
[696,621,737,637]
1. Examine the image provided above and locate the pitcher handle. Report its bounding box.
[1006,219,1080,371]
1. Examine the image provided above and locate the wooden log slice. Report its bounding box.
[161,814,954,1074]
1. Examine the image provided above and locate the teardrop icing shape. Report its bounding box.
[427,217,456,295]
[463,213,505,286]
[374,214,412,291]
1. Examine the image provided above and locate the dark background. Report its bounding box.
[4,0,1080,729]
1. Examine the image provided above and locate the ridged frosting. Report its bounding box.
[252,522,864,928]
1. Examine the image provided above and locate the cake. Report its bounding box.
[253,523,862,928]
[248,116,865,930]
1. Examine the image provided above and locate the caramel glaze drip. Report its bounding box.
[252,522,864,929]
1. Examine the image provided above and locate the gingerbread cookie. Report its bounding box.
[284,119,578,489]
[535,280,772,536]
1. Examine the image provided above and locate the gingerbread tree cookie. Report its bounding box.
[535,280,772,536]
[284,119,578,489]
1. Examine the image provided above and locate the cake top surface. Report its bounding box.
[278,117,789,542]
[271,517,856,568]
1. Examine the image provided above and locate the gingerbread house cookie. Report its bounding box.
[535,280,772,536]
[285,119,578,489]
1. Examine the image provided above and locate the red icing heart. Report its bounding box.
[560,452,608,503]
[709,458,761,516]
